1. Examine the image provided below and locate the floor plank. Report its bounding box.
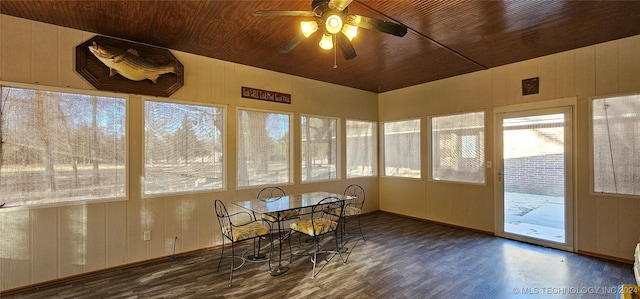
[2,212,636,298]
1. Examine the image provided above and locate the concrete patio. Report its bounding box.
[504,192,565,243]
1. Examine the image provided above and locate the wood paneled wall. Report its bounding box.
[379,34,640,262]
[2,13,640,292]
[0,15,379,291]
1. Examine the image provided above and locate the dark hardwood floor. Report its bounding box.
[3,212,636,299]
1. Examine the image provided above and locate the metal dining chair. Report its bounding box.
[342,184,366,241]
[324,184,366,241]
[289,196,345,278]
[214,199,271,287]
[256,186,298,275]
[257,187,300,222]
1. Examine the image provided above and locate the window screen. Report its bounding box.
[237,109,291,187]
[301,115,338,182]
[383,119,420,178]
[0,86,126,207]
[592,94,640,196]
[431,111,485,183]
[144,100,224,195]
[346,120,377,178]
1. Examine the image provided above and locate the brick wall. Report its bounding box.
[504,153,564,196]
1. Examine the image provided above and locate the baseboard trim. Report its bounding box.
[378,210,494,235]
[577,250,634,265]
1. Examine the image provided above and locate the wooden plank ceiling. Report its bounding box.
[2,0,640,93]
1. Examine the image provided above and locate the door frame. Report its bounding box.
[493,97,576,252]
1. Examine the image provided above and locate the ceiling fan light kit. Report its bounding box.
[301,20,319,38]
[253,0,407,64]
[325,14,343,34]
[319,33,334,50]
[342,23,358,41]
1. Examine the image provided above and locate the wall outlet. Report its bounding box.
[143,231,151,241]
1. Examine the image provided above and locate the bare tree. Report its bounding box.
[55,97,80,187]
[237,116,248,186]
[175,115,199,165]
[304,117,313,180]
[0,88,9,175]
[323,118,334,165]
[249,112,270,173]
[91,96,100,186]
[35,90,56,192]
[0,88,9,206]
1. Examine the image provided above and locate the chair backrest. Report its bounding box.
[214,199,232,240]
[257,186,286,200]
[344,184,365,209]
[311,196,344,235]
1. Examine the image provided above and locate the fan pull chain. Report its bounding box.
[333,35,338,69]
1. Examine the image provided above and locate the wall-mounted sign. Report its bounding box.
[522,77,539,96]
[241,86,291,104]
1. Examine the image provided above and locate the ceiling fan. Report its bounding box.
[254,0,408,62]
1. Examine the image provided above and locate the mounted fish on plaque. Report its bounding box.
[76,35,184,97]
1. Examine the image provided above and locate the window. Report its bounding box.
[301,115,338,182]
[430,111,485,184]
[383,119,420,178]
[237,109,292,187]
[346,119,377,178]
[0,86,126,207]
[592,94,640,196]
[144,100,224,195]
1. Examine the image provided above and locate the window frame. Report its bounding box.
[0,81,129,209]
[381,118,422,179]
[142,97,226,197]
[589,93,640,199]
[300,113,340,183]
[236,107,294,189]
[346,118,377,178]
[428,110,486,185]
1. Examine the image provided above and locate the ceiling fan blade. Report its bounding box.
[328,0,353,12]
[337,33,357,60]
[347,14,408,37]
[253,10,316,17]
[280,33,307,54]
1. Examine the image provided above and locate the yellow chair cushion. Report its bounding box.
[343,206,361,216]
[290,218,337,236]
[222,222,269,242]
[262,210,300,222]
[326,206,360,217]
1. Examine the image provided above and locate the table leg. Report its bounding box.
[269,212,290,276]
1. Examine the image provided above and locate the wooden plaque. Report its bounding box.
[76,35,184,97]
[522,77,539,96]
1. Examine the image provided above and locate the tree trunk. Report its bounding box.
[56,98,80,188]
[91,96,100,187]
[0,89,7,176]
[237,114,249,186]
[304,118,312,180]
[35,91,57,192]
[250,113,269,173]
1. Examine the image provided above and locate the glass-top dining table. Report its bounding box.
[232,191,351,276]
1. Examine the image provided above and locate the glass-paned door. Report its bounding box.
[496,107,573,251]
